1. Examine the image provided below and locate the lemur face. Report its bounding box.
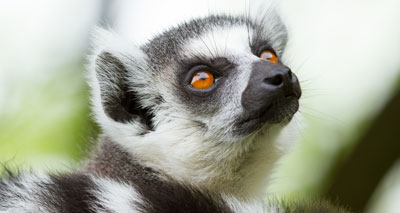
[92,15,300,143]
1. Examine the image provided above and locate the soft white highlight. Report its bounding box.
[92,177,144,213]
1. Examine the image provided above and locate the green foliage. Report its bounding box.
[0,62,98,172]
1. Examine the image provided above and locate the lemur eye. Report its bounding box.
[259,50,278,64]
[191,71,214,90]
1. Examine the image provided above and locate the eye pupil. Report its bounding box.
[191,71,214,90]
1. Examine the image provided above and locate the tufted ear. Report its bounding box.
[93,51,154,132]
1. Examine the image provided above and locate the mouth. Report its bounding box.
[236,96,299,135]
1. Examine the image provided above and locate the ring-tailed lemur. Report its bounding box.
[0,7,349,213]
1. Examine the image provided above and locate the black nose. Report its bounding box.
[241,60,301,120]
[248,60,301,100]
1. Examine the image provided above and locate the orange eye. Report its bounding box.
[260,50,278,64]
[191,71,214,90]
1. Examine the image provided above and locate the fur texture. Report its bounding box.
[1,4,349,213]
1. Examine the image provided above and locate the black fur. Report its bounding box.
[137,182,232,213]
[86,137,233,213]
[42,174,100,213]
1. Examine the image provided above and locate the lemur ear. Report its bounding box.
[94,51,154,131]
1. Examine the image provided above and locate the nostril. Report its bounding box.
[263,74,283,86]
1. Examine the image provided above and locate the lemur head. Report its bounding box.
[90,14,300,140]
[89,13,301,194]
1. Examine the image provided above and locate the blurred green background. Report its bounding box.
[0,0,399,212]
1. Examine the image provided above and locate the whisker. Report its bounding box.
[198,36,215,58]
[300,106,343,125]
[224,26,231,55]
[210,28,220,56]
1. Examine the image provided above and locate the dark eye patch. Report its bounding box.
[174,56,235,112]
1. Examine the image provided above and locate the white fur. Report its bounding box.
[0,173,51,213]
[92,177,144,213]
[223,195,267,212]
[183,26,253,58]
[114,115,300,199]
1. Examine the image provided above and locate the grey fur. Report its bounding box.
[0,9,350,213]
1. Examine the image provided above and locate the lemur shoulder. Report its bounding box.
[0,6,350,213]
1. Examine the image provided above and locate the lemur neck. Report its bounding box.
[88,131,284,199]
[85,137,163,185]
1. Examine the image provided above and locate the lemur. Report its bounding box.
[0,5,349,213]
